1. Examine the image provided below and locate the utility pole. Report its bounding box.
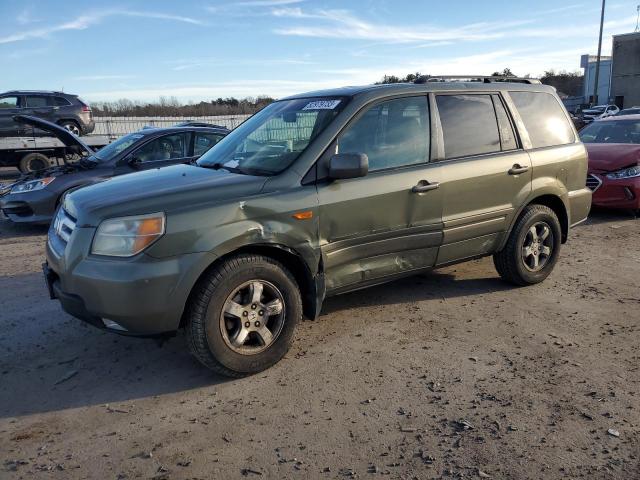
[592,0,606,106]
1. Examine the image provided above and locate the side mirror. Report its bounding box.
[127,155,141,168]
[329,153,368,180]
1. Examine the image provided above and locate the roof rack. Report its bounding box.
[414,75,541,85]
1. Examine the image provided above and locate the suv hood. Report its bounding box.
[64,164,269,226]
[13,115,95,154]
[586,143,640,172]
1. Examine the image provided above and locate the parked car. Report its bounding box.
[0,90,95,136]
[581,104,620,124]
[43,80,591,377]
[580,114,640,213]
[569,112,586,131]
[0,115,228,224]
[616,107,640,116]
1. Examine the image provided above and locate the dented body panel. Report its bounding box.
[45,81,591,336]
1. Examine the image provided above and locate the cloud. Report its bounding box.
[82,79,336,102]
[170,57,315,71]
[272,9,533,43]
[206,0,302,14]
[272,7,639,47]
[0,9,205,44]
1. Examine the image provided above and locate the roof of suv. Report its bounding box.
[283,81,556,100]
[2,90,74,96]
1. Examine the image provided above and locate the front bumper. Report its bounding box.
[0,189,57,224]
[590,173,640,210]
[45,227,215,335]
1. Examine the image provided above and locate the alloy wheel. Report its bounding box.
[63,123,80,136]
[219,280,285,355]
[522,221,554,272]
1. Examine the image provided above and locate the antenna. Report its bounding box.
[635,4,639,32]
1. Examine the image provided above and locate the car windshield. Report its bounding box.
[580,120,640,144]
[91,133,144,162]
[618,109,640,116]
[197,97,347,175]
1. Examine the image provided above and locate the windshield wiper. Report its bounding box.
[199,162,246,175]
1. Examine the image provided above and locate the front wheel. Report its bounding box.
[493,204,562,286]
[185,254,302,377]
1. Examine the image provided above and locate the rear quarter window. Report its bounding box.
[54,96,72,106]
[510,91,575,149]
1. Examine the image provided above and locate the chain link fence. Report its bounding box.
[91,115,252,138]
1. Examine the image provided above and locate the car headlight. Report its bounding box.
[606,165,640,180]
[11,177,55,193]
[91,212,165,257]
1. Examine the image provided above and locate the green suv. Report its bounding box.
[44,80,592,377]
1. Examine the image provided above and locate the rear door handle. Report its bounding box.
[508,164,530,175]
[412,180,440,193]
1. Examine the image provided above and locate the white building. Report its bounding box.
[581,54,612,105]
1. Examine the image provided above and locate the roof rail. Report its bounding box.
[414,75,541,85]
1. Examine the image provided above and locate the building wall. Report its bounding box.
[611,32,640,108]
[581,54,612,105]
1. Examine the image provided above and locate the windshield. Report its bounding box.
[580,120,640,144]
[197,97,347,175]
[92,133,144,162]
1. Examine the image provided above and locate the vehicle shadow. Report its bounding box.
[0,218,49,240]
[0,266,509,419]
[583,207,638,226]
[321,268,510,316]
[0,272,229,419]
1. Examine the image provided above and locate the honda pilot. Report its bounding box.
[43,79,592,377]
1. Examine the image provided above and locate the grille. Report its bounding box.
[586,174,602,192]
[52,207,76,245]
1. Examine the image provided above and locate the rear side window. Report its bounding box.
[436,94,501,159]
[25,95,51,108]
[510,91,574,148]
[54,96,71,106]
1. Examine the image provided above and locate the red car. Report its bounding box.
[580,114,640,213]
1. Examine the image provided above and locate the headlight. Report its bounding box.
[606,165,640,180]
[11,177,55,193]
[91,212,165,257]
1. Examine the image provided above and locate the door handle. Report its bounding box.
[508,164,529,175]
[412,180,440,193]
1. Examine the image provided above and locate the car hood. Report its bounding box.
[586,143,640,172]
[13,114,95,154]
[64,164,269,226]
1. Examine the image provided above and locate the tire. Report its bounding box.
[185,254,302,377]
[493,204,562,286]
[19,153,50,173]
[59,121,81,136]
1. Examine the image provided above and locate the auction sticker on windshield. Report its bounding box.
[302,100,341,110]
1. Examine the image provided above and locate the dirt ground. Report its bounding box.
[0,168,639,479]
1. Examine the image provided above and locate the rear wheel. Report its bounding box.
[19,153,50,173]
[59,121,81,136]
[185,254,302,377]
[493,204,562,286]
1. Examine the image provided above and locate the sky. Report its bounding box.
[0,0,638,103]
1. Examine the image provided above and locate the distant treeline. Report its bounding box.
[377,68,584,97]
[90,96,275,117]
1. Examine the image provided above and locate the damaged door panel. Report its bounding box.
[317,95,445,291]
